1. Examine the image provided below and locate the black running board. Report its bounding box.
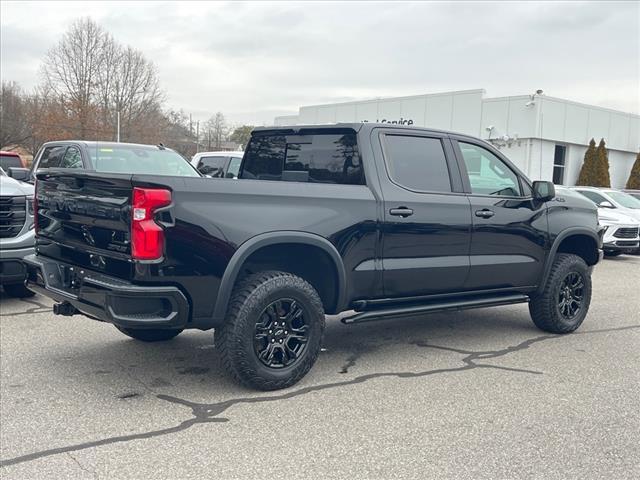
[341,293,529,325]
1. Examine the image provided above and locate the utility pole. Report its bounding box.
[196,121,200,153]
[116,111,120,142]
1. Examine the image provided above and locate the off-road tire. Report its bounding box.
[529,253,592,333]
[3,283,35,298]
[115,326,183,342]
[216,270,325,391]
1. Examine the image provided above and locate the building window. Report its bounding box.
[552,145,566,185]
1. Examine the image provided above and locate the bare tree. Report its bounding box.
[98,45,164,141]
[40,17,110,138]
[203,112,229,150]
[0,81,31,149]
[39,17,166,143]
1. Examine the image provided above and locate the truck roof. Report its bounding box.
[254,122,480,141]
[40,140,171,151]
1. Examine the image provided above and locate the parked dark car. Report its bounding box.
[25,124,602,390]
[8,140,198,183]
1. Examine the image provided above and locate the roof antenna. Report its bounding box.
[158,143,166,150]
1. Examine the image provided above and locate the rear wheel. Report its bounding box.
[216,271,325,391]
[529,253,592,334]
[115,326,183,342]
[3,283,35,298]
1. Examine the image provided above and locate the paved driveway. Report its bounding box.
[1,256,639,479]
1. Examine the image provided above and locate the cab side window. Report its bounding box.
[38,146,67,168]
[458,142,521,197]
[38,145,83,169]
[61,146,82,168]
[197,156,227,177]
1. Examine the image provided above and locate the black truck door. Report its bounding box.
[452,139,548,290]
[374,129,472,297]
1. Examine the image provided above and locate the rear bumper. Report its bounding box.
[0,247,34,285]
[24,254,189,329]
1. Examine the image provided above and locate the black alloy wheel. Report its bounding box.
[557,271,585,320]
[254,299,309,368]
[216,270,325,390]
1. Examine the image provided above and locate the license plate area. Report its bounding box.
[60,264,82,291]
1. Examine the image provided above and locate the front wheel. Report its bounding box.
[216,271,325,391]
[529,253,592,334]
[115,326,183,342]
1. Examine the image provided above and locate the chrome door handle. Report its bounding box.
[389,207,414,218]
[475,209,495,218]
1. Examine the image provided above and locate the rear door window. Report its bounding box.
[382,135,452,192]
[241,132,364,185]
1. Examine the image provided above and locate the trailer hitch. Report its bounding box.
[53,302,77,316]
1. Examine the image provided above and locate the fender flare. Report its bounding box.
[537,227,601,294]
[212,231,348,322]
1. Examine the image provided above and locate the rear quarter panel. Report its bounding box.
[132,175,378,322]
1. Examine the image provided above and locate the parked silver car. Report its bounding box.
[0,168,35,297]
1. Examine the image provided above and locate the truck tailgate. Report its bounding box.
[35,170,134,279]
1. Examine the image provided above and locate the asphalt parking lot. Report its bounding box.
[1,256,639,479]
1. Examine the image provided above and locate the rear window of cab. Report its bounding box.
[241,131,364,185]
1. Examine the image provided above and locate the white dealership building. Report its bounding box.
[274,89,639,188]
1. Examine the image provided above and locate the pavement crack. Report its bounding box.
[66,452,95,478]
[2,323,638,468]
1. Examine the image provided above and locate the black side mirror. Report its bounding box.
[533,181,555,201]
[8,167,30,182]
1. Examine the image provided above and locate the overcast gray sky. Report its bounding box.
[1,1,639,125]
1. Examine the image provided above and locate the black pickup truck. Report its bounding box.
[25,124,603,390]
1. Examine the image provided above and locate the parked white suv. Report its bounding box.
[191,151,243,178]
[564,187,640,256]
[570,187,640,222]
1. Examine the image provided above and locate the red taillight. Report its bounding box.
[131,187,172,261]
